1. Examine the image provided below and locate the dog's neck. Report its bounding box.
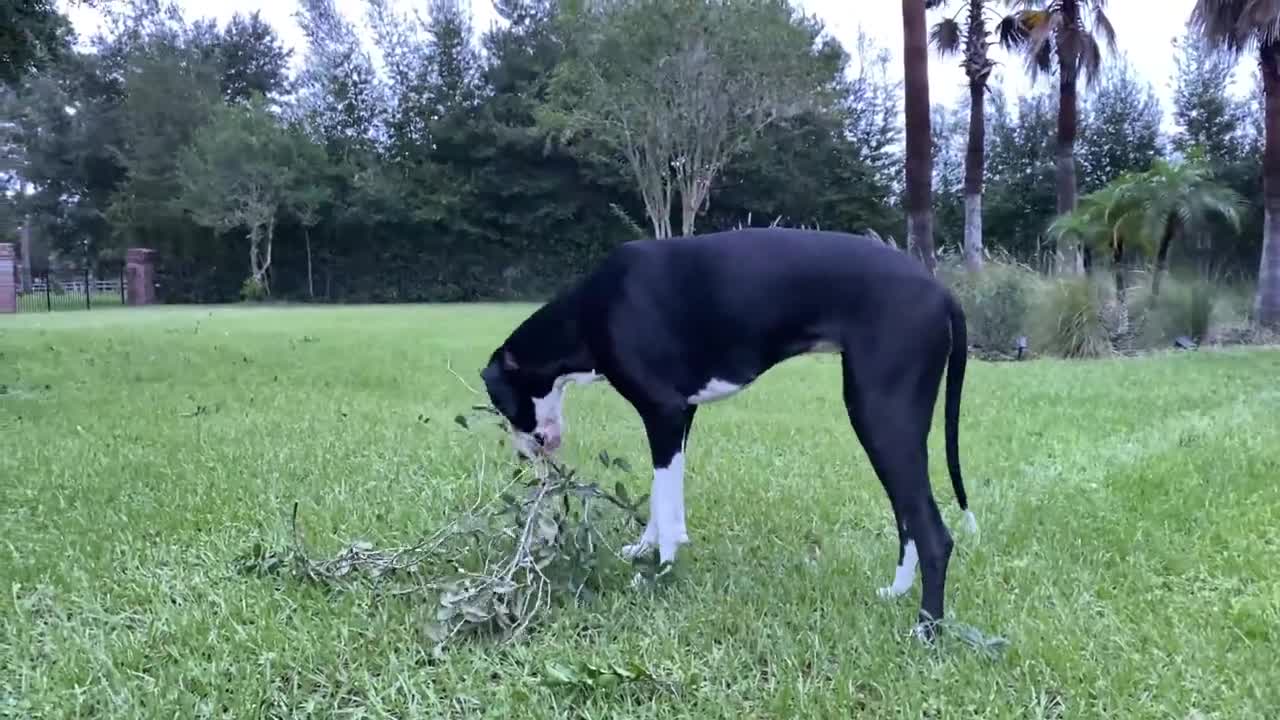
[504,283,596,380]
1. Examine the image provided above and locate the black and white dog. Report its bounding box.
[480,227,976,636]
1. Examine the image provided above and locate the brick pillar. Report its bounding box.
[0,244,15,313]
[125,248,157,306]
[18,223,32,292]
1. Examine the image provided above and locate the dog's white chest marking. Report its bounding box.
[531,371,601,423]
[516,371,602,456]
[684,341,838,406]
[687,378,744,404]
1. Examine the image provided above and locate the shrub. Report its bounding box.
[941,258,1041,355]
[240,276,267,302]
[1029,274,1117,359]
[1130,274,1221,348]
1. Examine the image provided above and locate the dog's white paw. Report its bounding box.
[877,540,917,600]
[620,540,652,561]
[877,584,909,600]
[621,521,658,561]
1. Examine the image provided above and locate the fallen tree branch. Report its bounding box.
[236,403,655,655]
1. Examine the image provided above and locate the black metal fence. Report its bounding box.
[17,263,127,313]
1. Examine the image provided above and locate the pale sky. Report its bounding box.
[61,0,1257,125]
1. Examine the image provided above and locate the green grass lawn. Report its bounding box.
[3,305,1279,718]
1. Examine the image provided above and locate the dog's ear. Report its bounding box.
[502,348,519,371]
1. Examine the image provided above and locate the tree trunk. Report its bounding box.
[262,216,274,296]
[963,79,986,271]
[248,225,261,287]
[1112,240,1126,305]
[305,226,314,299]
[1152,218,1177,298]
[1257,48,1280,329]
[680,177,697,238]
[679,174,712,238]
[902,0,936,274]
[1055,2,1081,274]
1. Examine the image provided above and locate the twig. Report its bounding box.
[446,357,481,395]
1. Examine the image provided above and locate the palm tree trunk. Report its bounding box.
[903,0,936,274]
[963,79,985,271]
[1056,1,1081,274]
[1111,237,1121,298]
[1257,48,1280,329]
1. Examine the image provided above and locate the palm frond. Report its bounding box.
[1030,39,1055,78]
[1012,8,1061,81]
[931,17,963,57]
[996,13,1031,49]
[925,0,951,9]
[1091,5,1118,53]
[1113,209,1146,255]
[1190,0,1269,56]
[1019,8,1056,35]
[1193,187,1247,231]
[1244,0,1280,45]
[1078,32,1104,87]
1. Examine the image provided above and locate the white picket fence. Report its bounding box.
[28,277,123,294]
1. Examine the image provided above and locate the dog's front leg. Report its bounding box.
[621,406,689,565]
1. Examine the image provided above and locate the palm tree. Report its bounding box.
[905,0,938,274]
[1131,158,1246,297]
[929,0,1024,271]
[1008,0,1117,273]
[1046,181,1134,301]
[1189,0,1280,328]
[1048,157,1245,300]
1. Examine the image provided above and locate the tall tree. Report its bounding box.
[1,0,73,87]
[294,0,384,156]
[1171,22,1258,275]
[930,101,967,257]
[104,16,223,251]
[174,96,326,297]
[928,0,1023,270]
[982,86,1059,263]
[473,0,636,274]
[213,11,292,104]
[293,0,390,286]
[1190,0,1280,328]
[1077,56,1163,194]
[904,0,937,272]
[542,0,844,239]
[1172,22,1247,164]
[1009,0,1117,272]
[703,29,906,241]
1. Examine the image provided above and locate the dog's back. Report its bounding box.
[584,227,953,361]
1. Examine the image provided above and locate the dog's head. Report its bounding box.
[480,347,565,461]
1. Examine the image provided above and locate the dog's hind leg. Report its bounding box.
[841,331,954,640]
[675,405,697,545]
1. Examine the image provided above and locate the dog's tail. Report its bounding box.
[943,292,977,535]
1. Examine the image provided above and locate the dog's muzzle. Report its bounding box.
[512,428,560,460]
